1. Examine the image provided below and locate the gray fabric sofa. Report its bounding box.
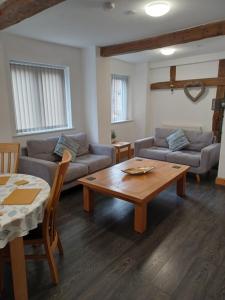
[19,132,116,190]
[134,128,220,177]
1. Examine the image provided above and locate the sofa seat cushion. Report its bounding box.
[64,163,88,183]
[76,154,112,173]
[139,147,172,161]
[166,150,201,167]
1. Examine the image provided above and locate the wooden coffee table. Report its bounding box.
[78,158,190,233]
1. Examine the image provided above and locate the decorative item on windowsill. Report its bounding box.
[111,130,117,144]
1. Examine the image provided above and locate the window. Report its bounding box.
[10,61,72,135]
[111,74,129,123]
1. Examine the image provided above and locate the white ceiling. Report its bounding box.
[3,0,225,62]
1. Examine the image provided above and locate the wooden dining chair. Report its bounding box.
[0,143,20,174]
[23,150,71,284]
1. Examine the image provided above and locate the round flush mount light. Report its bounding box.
[145,1,170,17]
[160,47,176,55]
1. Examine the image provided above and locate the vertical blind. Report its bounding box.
[10,62,70,134]
[111,74,128,123]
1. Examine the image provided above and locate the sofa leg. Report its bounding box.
[196,174,201,184]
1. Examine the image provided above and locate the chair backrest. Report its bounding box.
[0,143,20,174]
[43,150,71,244]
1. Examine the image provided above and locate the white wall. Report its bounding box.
[81,46,99,143]
[0,33,85,146]
[110,59,148,143]
[148,56,225,180]
[148,60,218,135]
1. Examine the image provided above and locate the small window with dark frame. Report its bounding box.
[111,74,129,123]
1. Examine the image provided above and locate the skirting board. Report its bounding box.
[215,177,225,186]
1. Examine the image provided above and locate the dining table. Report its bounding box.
[0,173,50,300]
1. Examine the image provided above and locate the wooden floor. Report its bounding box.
[2,172,225,300]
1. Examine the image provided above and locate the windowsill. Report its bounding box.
[111,120,134,125]
[13,127,75,138]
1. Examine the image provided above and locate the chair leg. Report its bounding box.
[57,235,64,256]
[196,174,201,183]
[44,243,59,285]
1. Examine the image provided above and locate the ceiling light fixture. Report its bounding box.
[145,1,170,17]
[160,48,176,55]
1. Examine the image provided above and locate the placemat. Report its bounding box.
[14,180,29,186]
[0,176,10,185]
[3,188,41,205]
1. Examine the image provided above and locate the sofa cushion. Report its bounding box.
[154,128,174,148]
[54,134,79,162]
[76,154,112,173]
[68,133,89,156]
[27,139,59,162]
[166,128,190,152]
[184,131,214,151]
[154,127,214,151]
[166,150,201,167]
[64,163,88,183]
[139,147,172,161]
[48,132,89,157]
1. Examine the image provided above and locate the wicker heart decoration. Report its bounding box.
[184,82,205,102]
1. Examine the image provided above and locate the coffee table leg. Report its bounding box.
[134,204,147,233]
[117,149,120,163]
[10,237,28,300]
[83,186,94,212]
[127,144,131,159]
[177,174,186,197]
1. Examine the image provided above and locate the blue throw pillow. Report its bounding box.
[166,129,190,152]
[54,134,79,162]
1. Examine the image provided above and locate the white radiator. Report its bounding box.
[162,122,203,132]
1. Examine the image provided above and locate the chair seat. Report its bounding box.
[24,224,43,240]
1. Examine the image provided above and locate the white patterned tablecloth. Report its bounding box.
[0,174,50,248]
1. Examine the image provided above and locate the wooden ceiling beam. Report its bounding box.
[0,0,66,30]
[150,77,225,90]
[100,20,225,57]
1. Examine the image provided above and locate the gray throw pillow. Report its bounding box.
[54,134,79,162]
[166,128,190,152]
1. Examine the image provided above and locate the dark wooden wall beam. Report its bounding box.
[0,0,66,30]
[212,59,225,141]
[150,77,225,90]
[170,66,176,82]
[100,19,225,57]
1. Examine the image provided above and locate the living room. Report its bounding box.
[0,0,225,299]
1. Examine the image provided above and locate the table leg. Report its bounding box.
[83,186,94,212]
[9,237,28,300]
[177,174,186,197]
[127,144,131,159]
[134,204,147,233]
[117,149,120,163]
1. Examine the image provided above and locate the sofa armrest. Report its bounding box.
[200,143,221,172]
[89,144,116,165]
[134,137,155,156]
[18,156,57,186]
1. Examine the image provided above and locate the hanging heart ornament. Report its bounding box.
[184,81,206,102]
